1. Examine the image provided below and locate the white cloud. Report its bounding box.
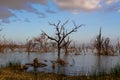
[54,0,102,12]
[105,0,120,5]
[53,0,120,13]
[0,0,120,23]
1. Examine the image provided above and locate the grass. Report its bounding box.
[89,65,120,80]
[5,60,21,70]
[0,68,120,80]
[110,65,120,77]
[0,68,34,80]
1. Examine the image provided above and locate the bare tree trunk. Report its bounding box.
[57,43,61,61]
[65,46,68,55]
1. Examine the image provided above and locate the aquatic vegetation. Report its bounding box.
[5,60,21,70]
[110,65,120,77]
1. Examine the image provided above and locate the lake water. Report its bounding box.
[0,51,120,76]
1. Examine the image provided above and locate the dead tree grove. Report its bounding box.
[43,20,83,62]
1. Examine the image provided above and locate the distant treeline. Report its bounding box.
[0,30,120,56]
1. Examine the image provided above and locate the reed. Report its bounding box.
[5,60,21,69]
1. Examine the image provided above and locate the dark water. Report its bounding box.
[0,51,120,75]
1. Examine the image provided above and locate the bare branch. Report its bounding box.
[48,20,61,28]
[60,20,69,33]
[61,37,71,49]
[56,20,61,28]
[72,20,85,28]
[60,24,83,44]
[42,31,58,42]
[48,22,56,27]
[54,21,61,40]
[43,20,83,59]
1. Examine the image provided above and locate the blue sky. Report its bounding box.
[0,0,120,43]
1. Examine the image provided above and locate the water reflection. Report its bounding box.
[0,52,120,75]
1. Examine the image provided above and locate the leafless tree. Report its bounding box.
[34,32,48,52]
[102,37,110,55]
[26,39,33,55]
[94,28,104,55]
[116,40,120,53]
[62,37,71,55]
[94,28,113,55]
[8,40,17,52]
[43,20,83,61]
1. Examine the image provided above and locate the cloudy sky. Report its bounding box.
[0,0,120,43]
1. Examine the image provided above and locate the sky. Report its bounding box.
[0,0,120,44]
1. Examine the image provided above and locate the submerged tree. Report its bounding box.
[94,28,104,55]
[62,37,71,55]
[26,39,33,55]
[94,28,112,55]
[33,32,48,52]
[116,40,120,53]
[43,20,83,62]
[102,37,111,55]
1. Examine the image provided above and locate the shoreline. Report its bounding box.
[0,67,120,80]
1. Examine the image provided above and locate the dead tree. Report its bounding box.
[94,28,113,55]
[26,39,33,55]
[43,20,83,61]
[103,37,110,55]
[8,40,17,52]
[62,37,71,55]
[34,33,48,52]
[115,40,120,53]
[94,28,104,55]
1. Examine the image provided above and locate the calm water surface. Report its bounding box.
[0,51,120,75]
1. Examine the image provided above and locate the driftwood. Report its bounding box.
[25,63,47,68]
[24,58,47,69]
